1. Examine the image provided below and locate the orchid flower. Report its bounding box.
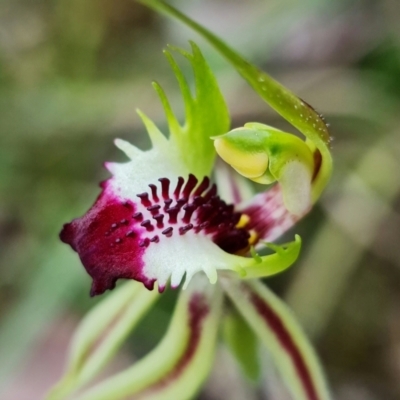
[49,3,333,400]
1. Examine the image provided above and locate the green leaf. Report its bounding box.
[223,308,260,381]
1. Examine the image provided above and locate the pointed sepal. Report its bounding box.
[72,275,223,400]
[222,308,261,381]
[46,282,159,400]
[221,278,331,400]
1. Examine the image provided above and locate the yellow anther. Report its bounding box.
[236,214,250,229]
[248,230,258,246]
[234,227,258,256]
[214,138,269,179]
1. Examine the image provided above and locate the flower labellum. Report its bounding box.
[60,173,255,295]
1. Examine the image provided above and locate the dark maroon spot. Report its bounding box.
[164,199,173,210]
[198,203,213,219]
[179,224,193,235]
[153,214,164,228]
[249,288,319,400]
[173,177,184,199]
[147,204,161,214]
[182,204,196,224]
[193,176,210,197]
[120,219,128,225]
[213,229,250,254]
[162,227,173,237]
[126,230,135,237]
[149,184,159,203]
[111,223,118,230]
[166,206,180,224]
[203,184,217,201]
[150,235,159,243]
[139,238,150,248]
[115,238,122,244]
[132,212,143,221]
[196,221,209,233]
[182,174,198,198]
[137,193,151,207]
[176,198,187,209]
[158,178,170,200]
[192,196,205,206]
[140,220,154,231]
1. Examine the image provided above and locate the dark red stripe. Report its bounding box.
[249,288,319,400]
[148,293,209,391]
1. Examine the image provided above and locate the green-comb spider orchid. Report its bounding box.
[49,3,333,400]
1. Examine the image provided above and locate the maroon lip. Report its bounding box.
[60,188,151,296]
[60,174,252,295]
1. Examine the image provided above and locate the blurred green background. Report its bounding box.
[1,0,400,399]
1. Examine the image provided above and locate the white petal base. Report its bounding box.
[143,234,241,290]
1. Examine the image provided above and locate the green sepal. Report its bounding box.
[72,276,223,400]
[46,282,159,400]
[222,308,261,381]
[221,279,331,400]
[153,42,230,178]
[138,0,332,203]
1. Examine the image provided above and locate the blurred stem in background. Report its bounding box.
[54,0,107,80]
